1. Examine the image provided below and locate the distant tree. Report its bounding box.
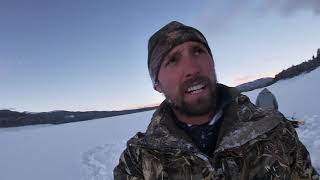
[274,48,320,81]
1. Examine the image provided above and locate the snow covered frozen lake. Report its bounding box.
[1,68,319,180]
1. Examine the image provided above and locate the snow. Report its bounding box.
[0,68,319,180]
[0,112,153,180]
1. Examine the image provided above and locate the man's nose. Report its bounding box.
[182,56,200,78]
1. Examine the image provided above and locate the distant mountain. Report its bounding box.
[0,106,157,128]
[236,77,274,92]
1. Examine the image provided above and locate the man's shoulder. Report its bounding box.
[125,110,163,147]
[217,91,289,150]
[126,132,146,146]
[124,107,171,148]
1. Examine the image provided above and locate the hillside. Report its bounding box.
[0,107,157,127]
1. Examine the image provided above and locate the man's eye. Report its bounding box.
[194,47,205,55]
[165,57,177,66]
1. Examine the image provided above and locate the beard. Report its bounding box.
[164,74,218,116]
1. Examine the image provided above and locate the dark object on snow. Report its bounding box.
[255,89,303,128]
[256,88,278,110]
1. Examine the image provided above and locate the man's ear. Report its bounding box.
[154,82,162,93]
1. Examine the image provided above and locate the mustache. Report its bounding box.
[180,76,210,93]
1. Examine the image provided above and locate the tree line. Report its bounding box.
[274,48,320,81]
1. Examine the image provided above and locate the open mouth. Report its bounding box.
[185,84,206,94]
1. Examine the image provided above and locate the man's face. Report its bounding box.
[156,41,217,116]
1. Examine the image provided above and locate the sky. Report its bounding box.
[1,0,320,112]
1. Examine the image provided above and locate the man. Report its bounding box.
[256,88,305,128]
[114,21,318,179]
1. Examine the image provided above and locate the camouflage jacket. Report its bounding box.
[114,86,319,180]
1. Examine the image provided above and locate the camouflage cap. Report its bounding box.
[148,21,212,88]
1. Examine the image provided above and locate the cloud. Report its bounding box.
[195,0,251,35]
[257,0,320,16]
[195,0,320,35]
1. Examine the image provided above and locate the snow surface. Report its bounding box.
[0,112,152,180]
[0,68,319,180]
